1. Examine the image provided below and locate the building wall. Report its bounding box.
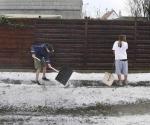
[0,0,83,19]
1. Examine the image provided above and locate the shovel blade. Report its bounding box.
[55,66,73,85]
[102,72,115,86]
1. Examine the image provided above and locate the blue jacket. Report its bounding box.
[31,43,50,63]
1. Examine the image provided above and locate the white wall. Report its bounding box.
[107,12,118,20]
[0,0,83,19]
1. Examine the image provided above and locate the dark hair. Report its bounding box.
[45,43,54,52]
[118,35,127,42]
[118,35,126,48]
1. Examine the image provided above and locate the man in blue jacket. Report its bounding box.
[31,43,57,85]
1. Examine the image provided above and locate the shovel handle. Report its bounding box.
[49,66,59,73]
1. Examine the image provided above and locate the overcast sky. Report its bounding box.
[83,0,130,17]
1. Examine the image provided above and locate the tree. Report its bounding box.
[128,0,150,20]
[128,0,143,17]
[142,0,150,20]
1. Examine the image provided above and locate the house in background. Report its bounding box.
[101,9,119,20]
[102,9,148,21]
[0,0,83,19]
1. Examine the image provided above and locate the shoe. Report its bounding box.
[123,80,128,85]
[32,80,42,85]
[37,81,42,85]
[42,77,49,81]
[117,80,123,86]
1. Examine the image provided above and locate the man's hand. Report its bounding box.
[48,63,52,68]
[52,49,54,53]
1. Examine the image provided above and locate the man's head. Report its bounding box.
[45,43,54,53]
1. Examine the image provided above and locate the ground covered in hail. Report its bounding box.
[0,72,150,125]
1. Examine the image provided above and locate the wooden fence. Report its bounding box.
[0,19,150,71]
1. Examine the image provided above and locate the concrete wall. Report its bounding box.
[0,0,83,19]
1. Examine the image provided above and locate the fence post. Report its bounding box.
[133,20,137,70]
[84,19,88,69]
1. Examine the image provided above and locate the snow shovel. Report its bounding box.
[55,66,73,85]
[49,65,73,86]
[102,63,115,86]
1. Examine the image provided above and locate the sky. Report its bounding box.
[83,0,130,18]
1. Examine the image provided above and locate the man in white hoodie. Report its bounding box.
[112,35,128,86]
